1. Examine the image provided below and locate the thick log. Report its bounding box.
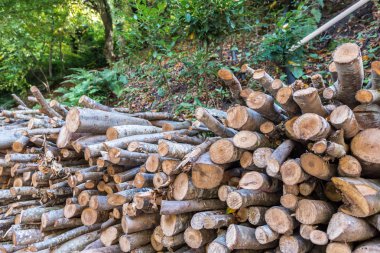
[119,230,153,252]
[266,139,295,178]
[300,153,336,180]
[280,194,301,211]
[81,208,109,226]
[326,242,353,253]
[332,43,364,107]
[353,104,380,129]
[332,177,380,217]
[265,206,298,234]
[239,171,279,192]
[253,147,273,169]
[255,225,279,244]
[330,105,360,139]
[192,152,228,189]
[247,206,267,226]
[280,159,310,185]
[356,89,380,104]
[246,91,286,123]
[226,105,266,131]
[293,87,327,116]
[293,113,331,141]
[218,69,243,102]
[158,140,194,159]
[209,138,242,164]
[208,233,230,253]
[276,86,301,117]
[351,128,380,177]
[107,125,162,140]
[49,99,68,117]
[161,213,192,237]
[226,189,280,209]
[107,188,151,206]
[295,199,335,224]
[184,227,217,249]
[195,107,236,137]
[327,212,376,242]
[173,173,218,200]
[160,199,226,215]
[279,235,312,253]
[253,69,277,97]
[66,108,151,133]
[353,239,380,253]
[310,230,329,245]
[226,224,278,250]
[232,131,269,151]
[121,213,159,234]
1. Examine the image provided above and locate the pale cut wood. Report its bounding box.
[280,159,310,185]
[192,152,228,189]
[295,199,335,225]
[195,108,236,137]
[265,206,298,234]
[226,105,266,131]
[107,125,162,140]
[299,178,317,196]
[226,224,278,250]
[161,213,192,237]
[158,139,194,159]
[326,141,346,158]
[121,213,159,234]
[79,95,114,112]
[310,230,329,245]
[332,43,364,107]
[119,229,153,252]
[218,68,243,102]
[351,128,380,177]
[253,147,273,168]
[279,235,312,253]
[332,177,380,217]
[66,108,151,133]
[293,113,331,141]
[353,103,380,129]
[294,87,327,117]
[49,99,68,117]
[226,189,280,209]
[239,171,279,192]
[330,105,360,138]
[162,120,191,131]
[327,212,376,242]
[246,91,286,123]
[232,131,269,151]
[300,153,336,180]
[353,239,380,253]
[160,199,226,215]
[208,233,230,253]
[81,208,109,226]
[253,69,277,97]
[209,138,242,164]
[247,206,267,226]
[172,173,218,201]
[255,225,279,244]
[184,227,217,249]
[190,210,225,229]
[218,185,236,202]
[276,86,301,117]
[266,139,295,178]
[326,242,353,253]
[356,89,380,104]
[299,224,317,240]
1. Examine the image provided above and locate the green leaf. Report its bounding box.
[311,9,321,23]
[157,87,166,97]
[290,66,304,79]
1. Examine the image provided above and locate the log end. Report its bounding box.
[65,107,81,133]
[333,43,361,64]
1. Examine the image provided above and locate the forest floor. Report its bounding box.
[115,5,379,119]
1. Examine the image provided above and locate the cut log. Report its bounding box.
[330,105,360,139]
[332,43,364,107]
[119,229,153,252]
[332,177,380,217]
[226,189,280,209]
[311,74,326,89]
[293,87,327,116]
[81,208,109,226]
[218,68,243,102]
[239,171,279,192]
[326,242,353,253]
[161,213,192,237]
[184,227,217,249]
[310,230,329,245]
[158,140,194,159]
[279,234,312,253]
[351,128,380,177]
[295,199,335,225]
[172,173,218,200]
[266,139,295,178]
[265,206,298,234]
[160,199,226,215]
[327,212,376,242]
[192,152,228,189]
[293,113,331,141]
[253,69,277,97]
[107,125,162,140]
[353,104,380,129]
[280,194,300,211]
[30,86,62,118]
[208,233,230,253]
[253,147,273,168]
[225,224,278,250]
[276,86,301,117]
[255,225,279,244]
[247,206,267,226]
[246,91,286,123]
[280,159,310,185]
[356,89,380,104]
[121,213,160,234]
[209,138,242,164]
[232,131,269,151]
[49,100,68,117]
[195,107,237,137]
[353,239,380,253]
[66,108,151,133]
[300,153,336,180]
[226,105,266,131]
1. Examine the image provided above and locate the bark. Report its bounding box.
[79,95,114,112]
[280,158,310,185]
[293,87,327,116]
[226,105,266,131]
[195,107,236,137]
[265,206,299,234]
[330,105,360,138]
[160,199,226,215]
[295,199,335,225]
[252,147,273,168]
[66,108,151,133]
[190,210,226,229]
[172,173,218,200]
[218,68,243,103]
[184,227,217,249]
[279,235,312,253]
[208,233,230,253]
[107,125,162,140]
[107,187,151,206]
[128,142,158,153]
[293,113,331,141]
[53,230,99,253]
[49,100,68,117]
[276,86,301,117]
[247,206,268,226]
[226,224,278,250]
[158,140,194,159]
[300,153,336,180]
[121,213,159,234]
[255,225,279,244]
[253,69,277,97]
[162,121,191,131]
[354,239,380,253]
[239,171,279,192]
[226,189,280,209]
[209,138,243,164]
[332,43,364,107]
[311,73,326,89]
[81,208,109,226]
[246,91,286,123]
[354,104,380,129]
[266,139,295,178]
[327,212,376,242]
[119,230,153,252]
[30,86,62,118]
[232,131,269,151]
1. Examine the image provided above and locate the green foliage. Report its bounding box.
[256,1,323,71]
[55,67,127,105]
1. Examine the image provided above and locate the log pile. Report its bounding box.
[0,42,379,253]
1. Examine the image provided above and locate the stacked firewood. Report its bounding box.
[0,42,380,253]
